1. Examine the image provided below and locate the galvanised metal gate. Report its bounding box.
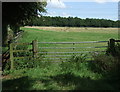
[38,41,108,62]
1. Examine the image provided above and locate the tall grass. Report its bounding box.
[3,51,120,90]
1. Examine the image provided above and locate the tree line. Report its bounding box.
[27,16,119,28]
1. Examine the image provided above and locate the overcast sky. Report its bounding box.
[42,0,119,20]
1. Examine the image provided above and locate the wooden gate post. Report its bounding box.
[109,38,115,54]
[109,39,115,49]
[32,40,38,58]
[10,43,14,69]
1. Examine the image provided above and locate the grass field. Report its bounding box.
[2,26,119,91]
[21,26,118,42]
[18,26,118,61]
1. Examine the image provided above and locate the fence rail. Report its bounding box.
[44,55,93,57]
[43,58,69,60]
[39,46,107,49]
[9,38,120,69]
[38,41,108,44]
[38,40,108,62]
[39,51,105,54]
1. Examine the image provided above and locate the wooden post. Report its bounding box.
[109,38,115,49]
[32,40,38,58]
[109,38,115,55]
[10,43,14,69]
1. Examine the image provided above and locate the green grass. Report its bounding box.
[18,27,118,61]
[2,27,119,90]
[20,27,118,42]
[3,61,118,90]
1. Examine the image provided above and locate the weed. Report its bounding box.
[68,53,87,63]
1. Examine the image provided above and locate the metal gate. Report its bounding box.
[38,41,108,62]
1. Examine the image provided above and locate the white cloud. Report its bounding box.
[44,11,57,16]
[47,11,57,16]
[46,0,119,9]
[45,11,71,17]
[94,0,119,3]
[94,0,107,3]
[60,0,119,3]
[61,12,71,17]
[47,0,66,8]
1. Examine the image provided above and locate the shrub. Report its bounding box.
[92,53,118,73]
[14,44,32,57]
[106,43,120,57]
[14,54,46,69]
[68,53,87,63]
[60,54,88,73]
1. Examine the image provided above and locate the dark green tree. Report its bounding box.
[2,2,47,45]
[26,16,118,28]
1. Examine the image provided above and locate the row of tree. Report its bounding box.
[27,16,119,27]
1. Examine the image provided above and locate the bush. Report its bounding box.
[14,54,46,69]
[14,44,32,57]
[12,42,45,69]
[106,43,120,57]
[92,53,118,73]
[60,54,88,73]
[68,53,87,63]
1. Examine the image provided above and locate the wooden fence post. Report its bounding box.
[109,38,115,55]
[109,38,115,49]
[10,43,14,69]
[32,40,38,58]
